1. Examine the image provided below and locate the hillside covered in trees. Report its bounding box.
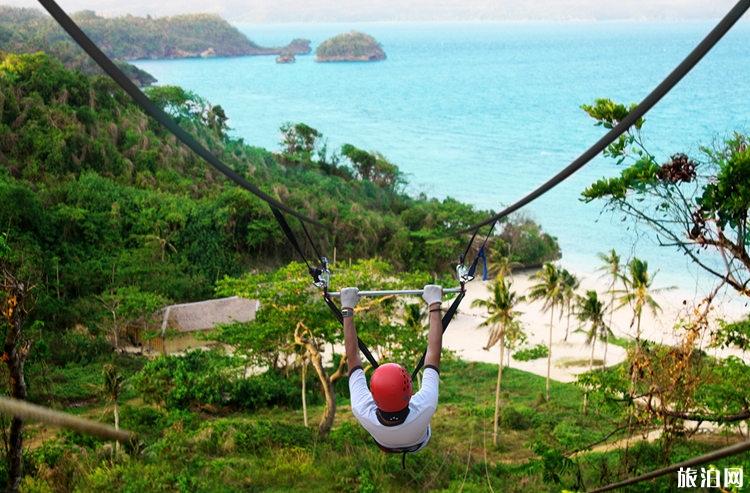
[0,50,559,341]
[0,7,311,60]
[0,46,567,490]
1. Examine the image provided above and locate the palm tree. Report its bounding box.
[489,255,521,280]
[502,318,527,368]
[597,249,622,366]
[142,223,178,262]
[618,258,668,349]
[618,258,672,398]
[576,290,611,414]
[560,269,580,342]
[102,364,125,453]
[472,276,525,445]
[528,263,564,402]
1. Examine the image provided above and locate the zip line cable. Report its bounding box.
[587,439,750,492]
[456,0,750,240]
[0,396,134,444]
[35,0,323,228]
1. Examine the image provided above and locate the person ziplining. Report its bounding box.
[35,0,750,482]
[341,285,445,454]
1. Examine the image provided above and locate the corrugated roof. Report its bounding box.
[160,296,259,335]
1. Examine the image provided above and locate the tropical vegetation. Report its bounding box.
[471,277,525,445]
[0,25,748,493]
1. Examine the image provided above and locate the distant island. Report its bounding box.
[315,31,386,62]
[0,7,311,61]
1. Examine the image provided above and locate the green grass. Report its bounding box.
[25,358,638,492]
[18,356,748,493]
[28,354,144,408]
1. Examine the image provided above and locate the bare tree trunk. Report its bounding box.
[3,306,29,493]
[493,330,505,446]
[294,324,346,436]
[603,333,609,367]
[583,333,597,415]
[306,344,335,435]
[604,282,614,368]
[301,359,308,428]
[630,313,643,395]
[111,311,119,350]
[546,307,554,402]
[636,313,642,349]
[113,402,120,454]
[564,304,571,341]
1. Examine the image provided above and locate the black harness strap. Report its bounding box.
[271,207,380,368]
[299,218,324,264]
[373,438,424,469]
[271,207,315,273]
[272,207,382,368]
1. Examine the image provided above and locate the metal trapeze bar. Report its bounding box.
[327,287,463,297]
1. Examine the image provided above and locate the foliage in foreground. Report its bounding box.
[8,357,749,492]
[581,98,750,301]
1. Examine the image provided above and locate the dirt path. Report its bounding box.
[580,429,664,456]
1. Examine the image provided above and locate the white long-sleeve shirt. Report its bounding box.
[348,367,439,451]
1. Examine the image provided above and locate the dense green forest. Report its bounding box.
[1,26,749,492]
[0,50,559,329]
[0,6,311,88]
[0,7,312,61]
[0,47,566,490]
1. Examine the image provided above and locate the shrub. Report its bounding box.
[233,370,304,410]
[194,419,313,455]
[513,344,549,362]
[328,421,369,451]
[133,349,305,411]
[500,405,536,430]
[497,216,561,268]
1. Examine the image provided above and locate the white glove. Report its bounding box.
[340,287,360,309]
[422,285,443,306]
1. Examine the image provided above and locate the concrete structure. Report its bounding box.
[147,296,260,354]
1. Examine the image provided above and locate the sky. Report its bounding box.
[3,0,745,23]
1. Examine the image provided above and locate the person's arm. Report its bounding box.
[340,287,362,374]
[422,285,443,370]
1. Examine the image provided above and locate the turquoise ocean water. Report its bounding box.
[134,21,750,289]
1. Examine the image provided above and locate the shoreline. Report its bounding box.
[443,268,748,383]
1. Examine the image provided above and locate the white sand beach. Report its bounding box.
[445,267,748,383]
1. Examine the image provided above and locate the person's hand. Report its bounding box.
[340,287,360,309]
[422,285,443,306]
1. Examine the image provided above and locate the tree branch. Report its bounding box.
[656,408,750,424]
[330,355,348,384]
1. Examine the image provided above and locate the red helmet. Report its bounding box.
[370,363,412,412]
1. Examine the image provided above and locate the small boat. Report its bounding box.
[276,53,296,64]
